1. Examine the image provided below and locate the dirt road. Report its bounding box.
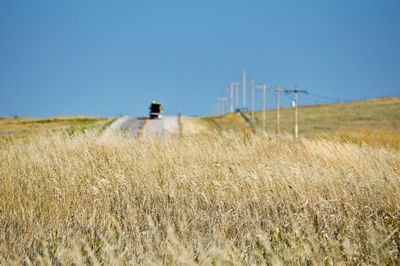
[103,116,179,138]
[141,116,179,138]
[102,116,143,138]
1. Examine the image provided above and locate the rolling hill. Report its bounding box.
[185,97,400,147]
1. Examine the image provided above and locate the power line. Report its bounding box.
[379,90,400,98]
[304,92,354,102]
[305,92,336,101]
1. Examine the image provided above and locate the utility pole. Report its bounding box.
[284,86,308,139]
[250,80,255,120]
[229,83,234,113]
[218,97,226,115]
[225,85,230,113]
[262,83,267,132]
[234,81,240,111]
[275,87,281,134]
[293,90,298,139]
[254,82,267,132]
[242,69,247,111]
[216,103,220,116]
[218,102,223,116]
[213,104,218,116]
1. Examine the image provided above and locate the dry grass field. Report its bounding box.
[0,98,399,264]
[0,116,113,142]
[1,130,399,264]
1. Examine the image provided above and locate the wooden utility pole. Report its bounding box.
[225,85,230,113]
[284,86,307,139]
[250,80,255,120]
[254,82,267,131]
[213,104,219,116]
[230,83,234,113]
[275,87,281,134]
[242,69,247,111]
[235,82,240,111]
[293,90,298,139]
[262,83,267,132]
[218,97,226,115]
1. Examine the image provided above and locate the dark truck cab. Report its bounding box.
[149,101,163,119]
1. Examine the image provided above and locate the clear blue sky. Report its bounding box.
[1,0,399,117]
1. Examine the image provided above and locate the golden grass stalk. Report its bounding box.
[0,131,399,264]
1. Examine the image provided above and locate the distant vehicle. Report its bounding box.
[149,101,163,119]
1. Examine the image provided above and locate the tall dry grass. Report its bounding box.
[0,131,399,264]
[329,128,400,149]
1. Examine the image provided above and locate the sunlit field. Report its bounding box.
[0,116,113,142]
[1,130,399,264]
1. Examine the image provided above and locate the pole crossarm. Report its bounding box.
[284,89,308,94]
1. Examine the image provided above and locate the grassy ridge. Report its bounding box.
[251,97,400,135]
[192,97,400,148]
[1,132,399,264]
